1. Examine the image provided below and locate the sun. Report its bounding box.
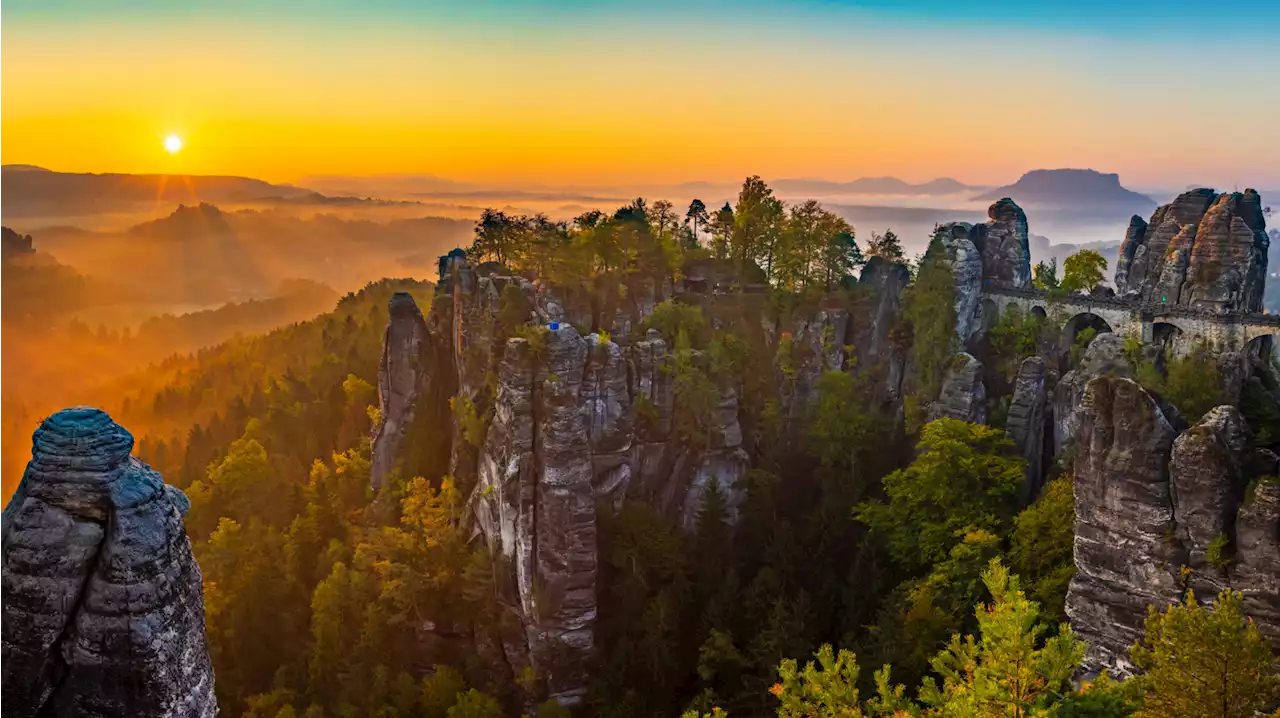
[164,135,183,154]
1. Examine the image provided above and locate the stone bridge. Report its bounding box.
[982,286,1280,359]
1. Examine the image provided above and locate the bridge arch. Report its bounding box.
[1246,334,1275,361]
[1152,321,1184,357]
[1061,312,1114,371]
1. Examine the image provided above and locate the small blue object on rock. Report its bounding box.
[549,322,560,330]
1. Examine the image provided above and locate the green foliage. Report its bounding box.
[1069,327,1099,367]
[865,229,904,262]
[1241,378,1280,450]
[671,327,720,451]
[708,202,735,261]
[535,698,573,718]
[514,323,550,360]
[1204,533,1232,569]
[687,199,711,245]
[1137,344,1228,422]
[774,199,861,291]
[1009,475,1076,624]
[732,176,786,282]
[856,419,1024,571]
[771,560,1088,718]
[496,283,532,339]
[645,300,709,345]
[987,304,1046,378]
[1061,250,1108,295]
[449,395,486,448]
[916,559,1085,716]
[772,644,866,717]
[862,530,1004,690]
[445,690,503,718]
[901,232,957,398]
[421,667,467,718]
[807,371,872,469]
[1056,671,1140,718]
[1129,589,1280,718]
[1033,258,1060,291]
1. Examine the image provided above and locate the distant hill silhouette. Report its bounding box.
[0,166,315,218]
[774,176,973,196]
[974,169,1154,210]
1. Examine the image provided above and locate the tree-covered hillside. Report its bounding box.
[9,177,1274,718]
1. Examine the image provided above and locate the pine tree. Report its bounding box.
[1129,589,1280,718]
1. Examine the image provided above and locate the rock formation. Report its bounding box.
[428,255,757,703]
[855,257,912,404]
[2,408,216,718]
[1169,406,1249,595]
[374,247,912,702]
[1066,377,1181,677]
[933,222,985,345]
[1114,188,1269,312]
[1,226,35,258]
[1005,356,1048,501]
[1233,478,1280,644]
[935,198,1032,344]
[370,292,430,490]
[929,352,987,424]
[978,198,1032,290]
[1051,332,1165,457]
[1068,382,1280,675]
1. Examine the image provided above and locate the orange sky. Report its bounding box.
[4,8,1279,189]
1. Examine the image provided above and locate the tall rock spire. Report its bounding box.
[2,407,216,718]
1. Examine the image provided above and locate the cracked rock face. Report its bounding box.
[2,408,216,718]
[855,257,911,404]
[371,292,431,490]
[929,352,987,424]
[979,198,1032,290]
[1066,377,1182,677]
[1114,188,1269,312]
[934,198,1031,345]
[933,222,985,345]
[1233,479,1280,644]
[1053,333,1138,457]
[1170,406,1250,596]
[1005,356,1048,501]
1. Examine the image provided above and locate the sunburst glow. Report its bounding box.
[163,134,182,154]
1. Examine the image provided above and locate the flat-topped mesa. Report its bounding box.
[2,408,216,718]
[1115,188,1269,313]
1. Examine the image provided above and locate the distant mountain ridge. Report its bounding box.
[974,169,1155,209]
[0,166,316,218]
[773,176,973,196]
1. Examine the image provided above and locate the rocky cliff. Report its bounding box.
[935,198,1032,345]
[1066,377,1280,676]
[369,252,912,703]
[1114,188,1269,312]
[370,292,431,490]
[1,408,216,718]
[1066,377,1183,676]
[1005,356,1049,501]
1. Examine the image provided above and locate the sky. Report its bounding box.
[3,0,1279,189]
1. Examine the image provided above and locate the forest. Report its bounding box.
[16,177,1276,718]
